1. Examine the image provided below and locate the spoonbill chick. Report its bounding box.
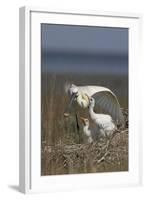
[64,83,124,127]
[88,97,116,137]
[80,117,93,143]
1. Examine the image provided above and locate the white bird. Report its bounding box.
[80,117,94,143]
[80,117,107,142]
[88,97,116,137]
[64,83,124,127]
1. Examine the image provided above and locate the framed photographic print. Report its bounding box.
[19,7,142,193]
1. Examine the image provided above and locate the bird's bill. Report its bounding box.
[64,93,76,116]
[85,94,91,108]
[80,117,87,125]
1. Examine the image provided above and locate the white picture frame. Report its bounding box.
[19,6,142,194]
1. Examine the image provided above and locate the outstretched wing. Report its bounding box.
[64,84,124,127]
[78,85,111,97]
[92,91,124,127]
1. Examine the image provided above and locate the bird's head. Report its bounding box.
[89,97,95,108]
[69,84,79,97]
[80,117,89,126]
[64,84,79,117]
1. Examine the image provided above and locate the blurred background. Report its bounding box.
[41,24,128,107]
[41,24,128,175]
[41,24,128,75]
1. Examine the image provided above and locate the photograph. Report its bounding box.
[41,23,128,176]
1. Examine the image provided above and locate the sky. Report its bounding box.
[41,24,128,75]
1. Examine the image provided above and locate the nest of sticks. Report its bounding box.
[41,109,128,175]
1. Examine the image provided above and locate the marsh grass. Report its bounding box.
[41,72,128,175]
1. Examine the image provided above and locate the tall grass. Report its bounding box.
[41,72,128,175]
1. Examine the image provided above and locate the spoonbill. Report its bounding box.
[88,97,116,137]
[80,117,93,143]
[64,83,124,127]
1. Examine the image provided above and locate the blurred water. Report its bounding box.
[42,52,128,75]
[41,24,128,76]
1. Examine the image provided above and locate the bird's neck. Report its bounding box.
[76,93,89,108]
[89,106,95,116]
[83,125,91,138]
[76,93,82,101]
[83,125,89,132]
[89,106,99,119]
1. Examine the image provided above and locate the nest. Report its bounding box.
[41,127,128,175]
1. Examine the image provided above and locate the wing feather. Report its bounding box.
[100,95,109,111]
[92,91,124,127]
[65,84,125,127]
